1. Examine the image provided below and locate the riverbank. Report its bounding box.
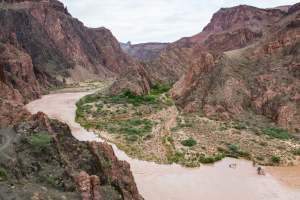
[75,93,300,167]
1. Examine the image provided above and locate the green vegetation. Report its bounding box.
[181,137,197,146]
[272,156,280,163]
[0,168,9,181]
[234,124,246,129]
[262,126,293,139]
[28,134,52,152]
[218,126,228,131]
[38,172,57,187]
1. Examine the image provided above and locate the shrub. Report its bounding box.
[217,147,224,151]
[38,172,57,187]
[165,98,174,106]
[108,126,117,133]
[143,134,153,140]
[294,149,300,155]
[170,127,177,132]
[127,135,138,141]
[123,87,132,96]
[234,124,246,129]
[28,134,52,152]
[162,136,166,143]
[143,124,153,132]
[295,128,299,133]
[272,156,280,163]
[218,126,228,131]
[200,157,215,163]
[228,144,238,151]
[215,154,224,161]
[262,126,293,139]
[0,168,9,181]
[167,136,173,142]
[252,127,260,135]
[259,141,268,147]
[257,156,264,161]
[181,137,197,146]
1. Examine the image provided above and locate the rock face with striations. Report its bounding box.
[110,48,193,95]
[125,43,170,61]
[0,0,133,85]
[0,117,143,199]
[168,5,285,49]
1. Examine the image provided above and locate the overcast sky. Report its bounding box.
[59,0,299,44]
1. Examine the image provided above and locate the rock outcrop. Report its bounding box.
[0,117,143,199]
[0,0,133,84]
[288,2,300,14]
[110,48,193,95]
[168,5,285,49]
[126,43,169,61]
[193,28,262,53]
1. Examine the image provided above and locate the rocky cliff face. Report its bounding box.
[0,0,133,84]
[125,43,169,61]
[110,48,193,95]
[288,2,300,14]
[193,28,262,53]
[168,5,285,49]
[0,116,143,199]
[168,13,300,133]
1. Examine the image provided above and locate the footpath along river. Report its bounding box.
[27,91,300,200]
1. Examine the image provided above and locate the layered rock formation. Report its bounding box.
[169,13,300,133]
[168,5,285,49]
[126,43,169,61]
[110,48,193,95]
[0,0,133,84]
[0,116,143,199]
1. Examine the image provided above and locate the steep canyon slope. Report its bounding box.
[0,0,133,85]
[111,3,300,134]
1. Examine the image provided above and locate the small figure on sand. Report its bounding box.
[257,167,266,175]
[229,164,236,169]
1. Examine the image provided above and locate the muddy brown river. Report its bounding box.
[27,91,300,200]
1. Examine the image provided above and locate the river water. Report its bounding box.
[27,92,300,200]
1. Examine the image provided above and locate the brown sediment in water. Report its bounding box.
[27,91,300,200]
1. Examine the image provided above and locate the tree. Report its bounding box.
[123,87,132,96]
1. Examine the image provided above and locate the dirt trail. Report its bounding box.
[0,127,15,153]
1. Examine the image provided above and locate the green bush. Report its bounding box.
[181,137,197,146]
[252,127,260,135]
[218,126,228,131]
[272,156,280,163]
[127,135,138,141]
[257,156,264,161]
[38,172,57,187]
[123,87,132,96]
[228,144,238,151]
[165,98,174,106]
[167,136,173,142]
[143,134,153,140]
[28,134,52,152]
[200,157,215,163]
[215,154,224,161]
[262,126,293,139]
[259,141,268,147]
[0,168,9,181]
[217,147,224,151]
[108,126,117,133]
[234,124,246,130]
[170,127,177,132]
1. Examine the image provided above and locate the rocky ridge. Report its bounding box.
[167,5,286,49]
[110,48,193,95]
[0,112,143,200]
[0,0,133,85]
[125,43,169,61]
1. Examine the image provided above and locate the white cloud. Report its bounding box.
[60,0,299,44]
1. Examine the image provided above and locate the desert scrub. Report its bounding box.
[262,126,293,139]
[234,124,246,129]
[181,137,197,146]
[272,156,281,163]
[0,168,9,181]
[28,134,52,152]
[218,126,228,131]
[38,172,57,187]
